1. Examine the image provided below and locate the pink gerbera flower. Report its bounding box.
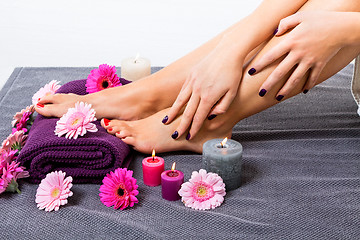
[35,171,73,212]
[178,169,226,210]
[12,105,35,127]
[55,102,98,139]
[2,130,28,152]
[86,64,121,93]
[99,168,139,210]
[32,80,61,105]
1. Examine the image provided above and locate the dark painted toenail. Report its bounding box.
[208,114,217,120]
[276,95,284,101]
[104,118,110,126]
[171,131,179,139]
[273,28,278,35]
[303,89,309,94]
[186,133,191,140]
[259,89,267,97]
[162,115,168,124]
[248,68,256,75]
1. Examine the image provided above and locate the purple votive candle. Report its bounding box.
[161,163,184,201]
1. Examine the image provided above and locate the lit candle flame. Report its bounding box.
[171,162,176,171]
[220,137,228,148]
[134,53,140,63]
[152,149,155,161]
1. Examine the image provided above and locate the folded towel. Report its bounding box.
[17,78,132,184]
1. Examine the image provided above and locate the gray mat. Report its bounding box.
[0,66,359,239]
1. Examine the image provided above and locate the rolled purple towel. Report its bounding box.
[17,78,132,184]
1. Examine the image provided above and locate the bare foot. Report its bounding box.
[100,108,232,154]
[35,80,163,121]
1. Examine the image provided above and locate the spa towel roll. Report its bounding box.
[17,78,132,183]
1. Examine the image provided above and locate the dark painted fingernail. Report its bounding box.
[248,68,256,75]
[186,133,191,140]
[276,95,284,101]
[36,103,44,108]
[171,131,179,139]
[108,128,113,131]
[208,114,217,120]
[303,89,309,94]
[273,28,278,35]
[259,89,267,97]
[162,115,168,124]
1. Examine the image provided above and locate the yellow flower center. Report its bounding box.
[71,118,79,126]
[51,187,60,198]
[196,185,208,197]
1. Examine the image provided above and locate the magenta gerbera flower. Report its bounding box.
[86,64,121,93]
[99,168,139,210]
[178,169,226,210]
[0,149,29,194]
[35,171,73,212]
[2,130,27,152]
[12,105,35,128]
[32,80,61,105]
[55,102,98,139]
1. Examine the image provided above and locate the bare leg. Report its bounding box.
[102,0,360,153]
[36,20,264,120]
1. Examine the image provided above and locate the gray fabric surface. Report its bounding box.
[0,66,359,239]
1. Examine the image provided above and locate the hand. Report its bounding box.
[250,11,349,99]
[164,45,243,140]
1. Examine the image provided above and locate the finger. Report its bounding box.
[208,91,236,118]
[250,40,291,75]
[188,98,216,140]
[276,12,303,36]
[303,64,324,92]
[276,62,310,100]
[173,94,201,139]
[165,82,192,124]
[259,53,298,96]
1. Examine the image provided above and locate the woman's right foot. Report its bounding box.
[99,108,233,154]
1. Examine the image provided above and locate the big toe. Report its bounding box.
[35,103,68,117]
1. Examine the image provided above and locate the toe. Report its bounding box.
[115,129,132,139]
[121,136,135,146]
[35,103,65,118]
[101,118,112,129]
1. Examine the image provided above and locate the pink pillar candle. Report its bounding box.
[142,151,164,186]
[161,164,184,201]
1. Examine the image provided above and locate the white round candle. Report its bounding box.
[202,138,243,191]
[121,55,151,81]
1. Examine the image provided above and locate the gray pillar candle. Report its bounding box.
[202,138,243,191]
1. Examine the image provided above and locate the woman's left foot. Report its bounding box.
[100,108,232,154]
